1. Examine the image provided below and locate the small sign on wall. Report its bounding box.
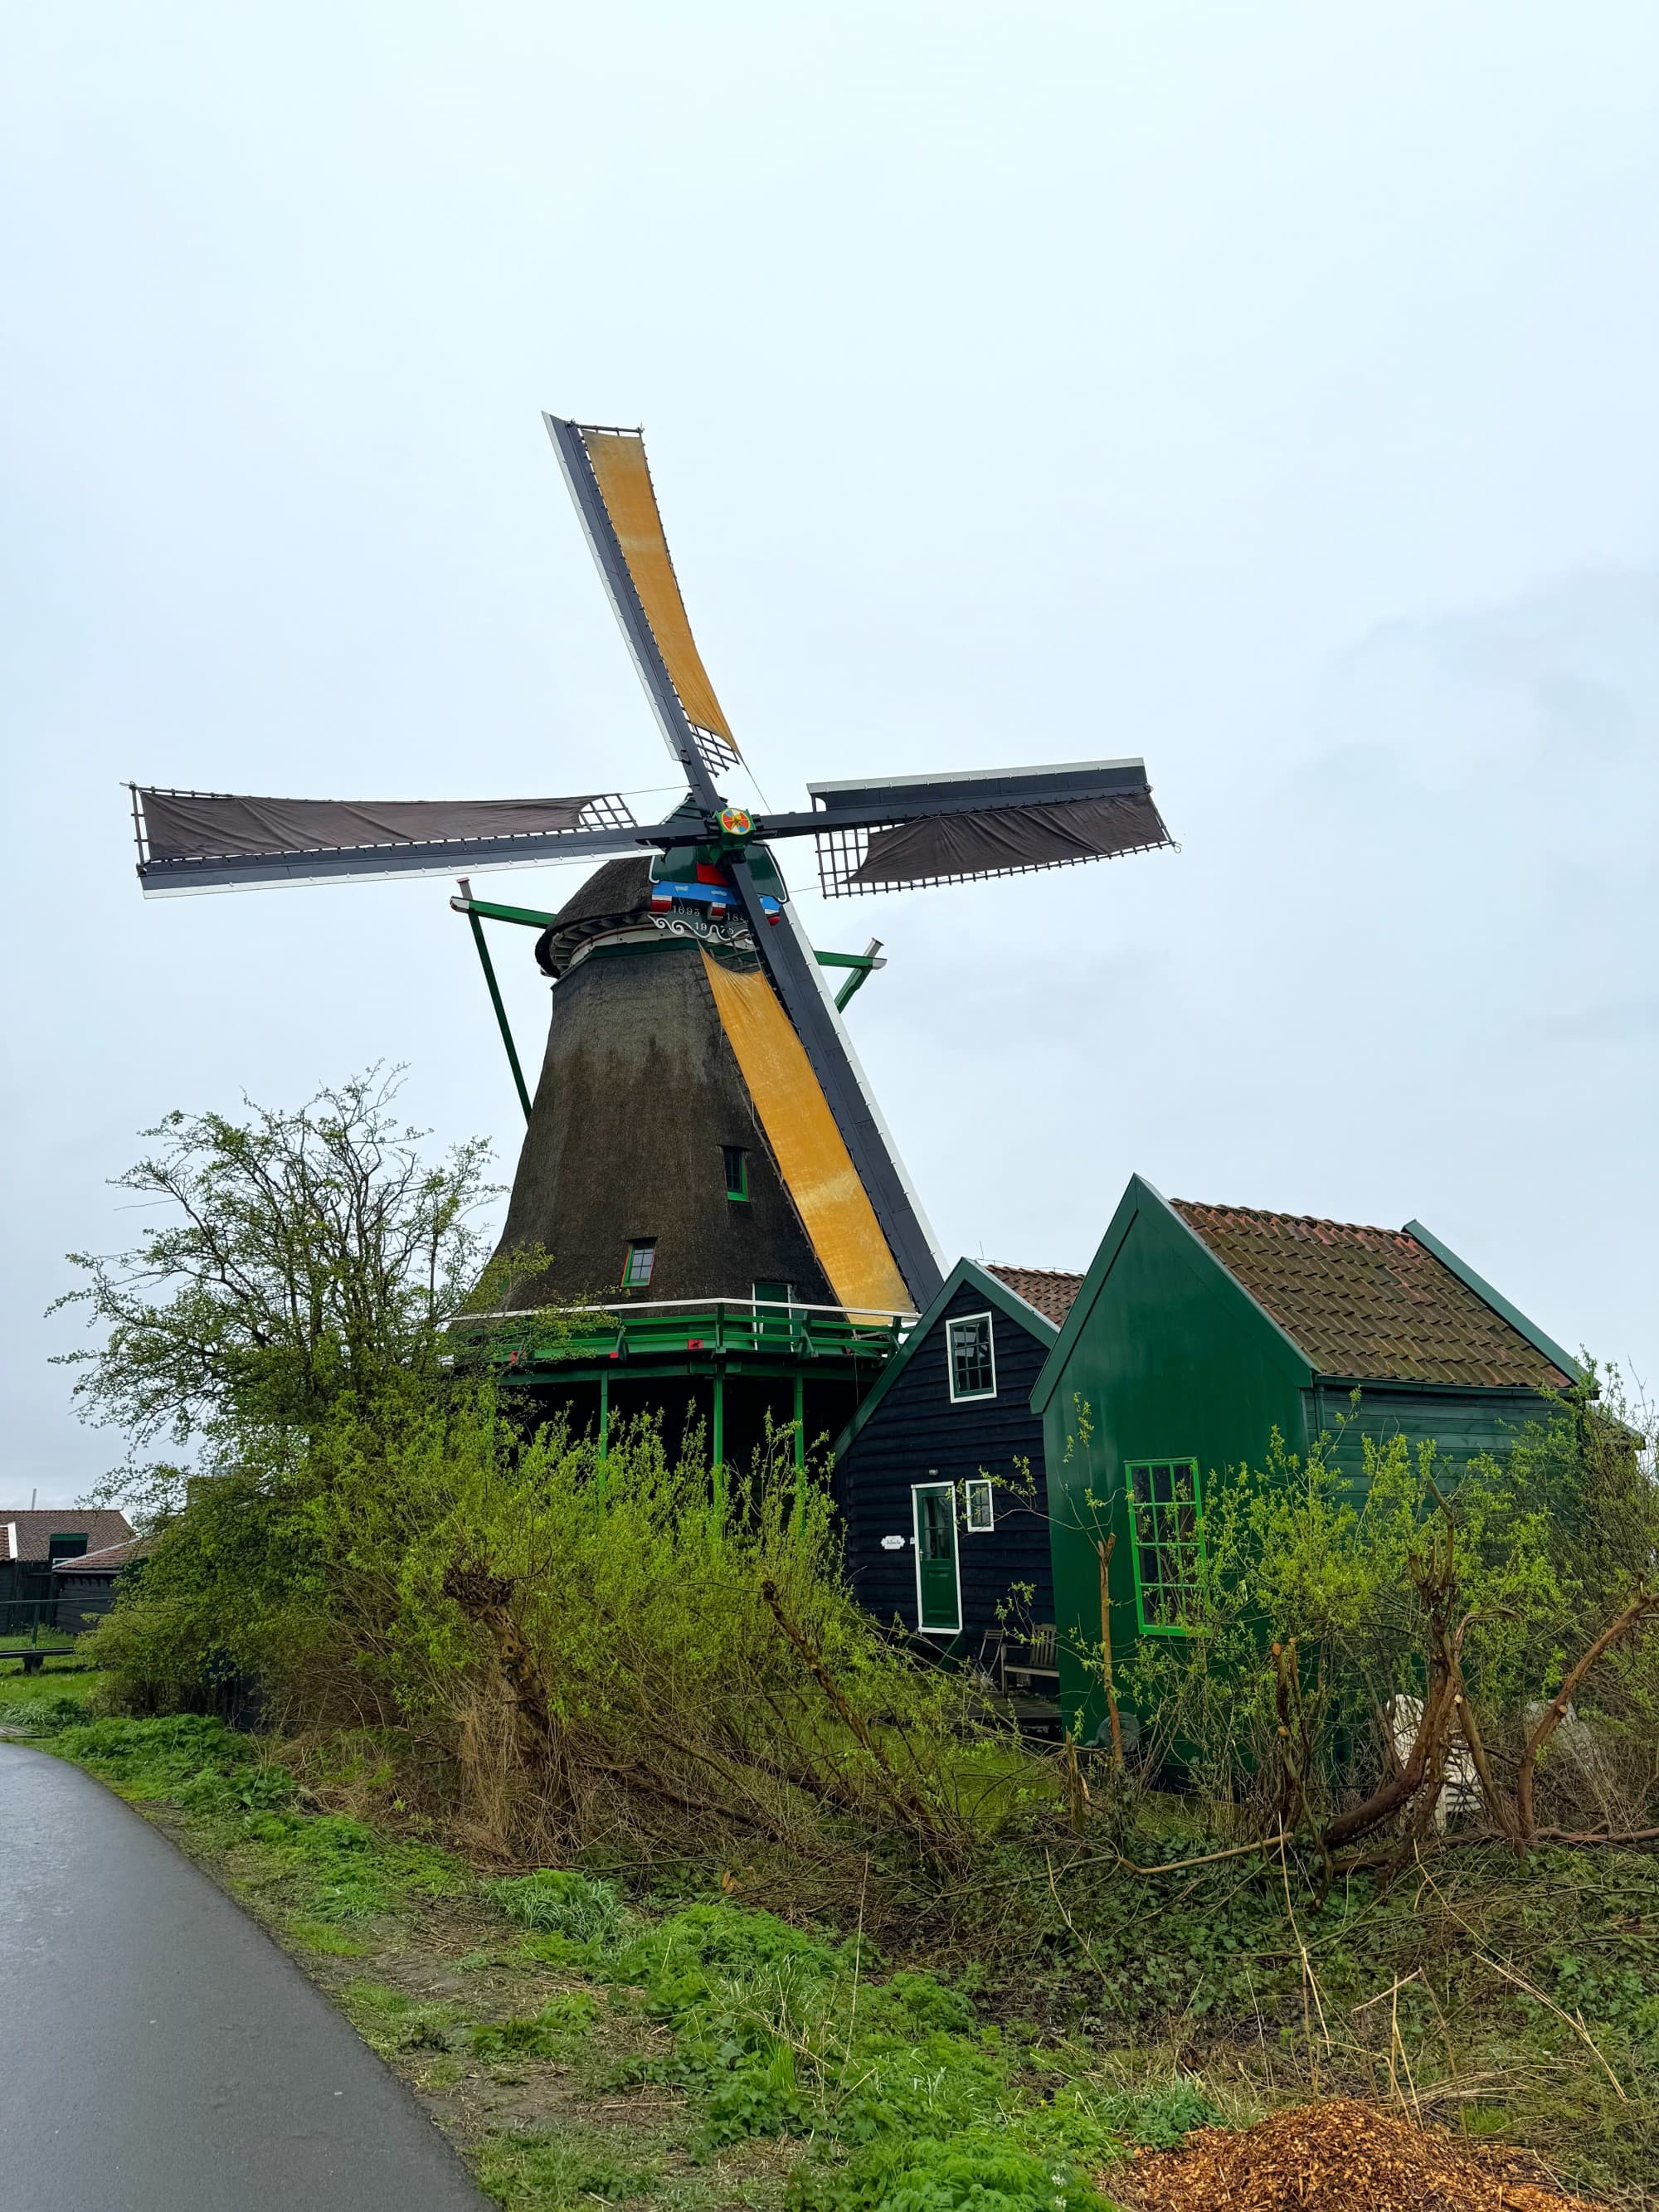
[880,1534,906,1551]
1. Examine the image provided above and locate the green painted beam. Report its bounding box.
[452,892,562,930]
[815,938,885,1012]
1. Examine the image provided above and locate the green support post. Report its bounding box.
[459,885,533,1123]
[708,1371,725,1530]
[598,1371,610,1461]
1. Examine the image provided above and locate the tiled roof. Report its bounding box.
[54,1534,152,1577]
[985,1265,1086,1330]
[1,1509,134,1564]
[1170,1203,1569,1390]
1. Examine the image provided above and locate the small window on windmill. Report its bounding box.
[963,1479,995,1533]
[946,1313,995,1402]
[722,1146,749,1202]
[622,1239,657,1290]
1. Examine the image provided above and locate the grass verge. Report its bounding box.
[7,1685,1656,2210]
[7,1689,1233,2211]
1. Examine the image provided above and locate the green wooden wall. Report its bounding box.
[1306,1379,1555,1505]
[1034,1177,1311,1744]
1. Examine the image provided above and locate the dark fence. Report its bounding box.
[1,1590,116,1651]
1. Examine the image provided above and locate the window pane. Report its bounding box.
[919,1489,953,1558]
[722,1146,747,1198]
[948,1315,993,1396]
[624,1241,656,1287]
[1126,1459,1204,1631]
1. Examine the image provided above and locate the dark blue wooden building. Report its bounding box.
[830,1258,1081,1660]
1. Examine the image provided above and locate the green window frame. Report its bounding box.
[1126,1459,1204,1635]
[722,1145,749,1201]
[621,1239,657,1290]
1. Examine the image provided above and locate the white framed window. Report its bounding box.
[963,1478,995,1533]
[946,1312,995,1402]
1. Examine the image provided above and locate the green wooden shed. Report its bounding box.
[1030,1174,1581,1743]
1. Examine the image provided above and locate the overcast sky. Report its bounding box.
[5,2,1657,1506]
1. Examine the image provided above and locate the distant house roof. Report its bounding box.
[53,1533,153,1578]
[1170,1201,1572,1390]
[1,1509,134,1564]
[985,1266,1086,1330]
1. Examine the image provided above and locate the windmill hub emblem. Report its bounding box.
[129,415,1175,1319]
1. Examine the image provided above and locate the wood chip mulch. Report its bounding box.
[1115,2098,1607,2212]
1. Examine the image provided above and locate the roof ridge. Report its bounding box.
[1172,1198,1419,1243]
[985,1262,1085,1278]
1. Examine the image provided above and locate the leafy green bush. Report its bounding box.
[1111,1407,1659,1840]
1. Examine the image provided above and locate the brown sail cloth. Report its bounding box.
[136,790,610,862]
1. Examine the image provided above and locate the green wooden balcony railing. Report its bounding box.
[452,1296,915,1375]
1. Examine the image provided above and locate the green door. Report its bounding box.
[912,1482,961,1634]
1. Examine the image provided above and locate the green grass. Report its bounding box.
[22,1705,1165,2210]
[0,1667,101,1717]
[474,2119,766,2211]
[24,1702,1659,2209]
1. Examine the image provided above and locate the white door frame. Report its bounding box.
[910,1480,962,1635]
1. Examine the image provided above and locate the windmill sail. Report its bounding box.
[545,412,945,1306]
[131,786,644,894]
[798,761,1172,897]
[545,417,740,785]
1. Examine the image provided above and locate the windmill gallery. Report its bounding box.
[128,419,1581,1738]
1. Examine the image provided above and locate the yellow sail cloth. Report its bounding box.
[581,430,736,748]
[700,950,910,1314]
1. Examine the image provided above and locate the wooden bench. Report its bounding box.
[5,1648,75,1675]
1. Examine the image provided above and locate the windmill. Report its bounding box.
[131,416,1174,1361]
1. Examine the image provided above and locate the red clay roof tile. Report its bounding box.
[1169,1202,1568,1390]
[985,1265,1085,1329]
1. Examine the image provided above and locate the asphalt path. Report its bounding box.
[0,1741,489,2210]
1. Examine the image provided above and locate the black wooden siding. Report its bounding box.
[834,1281,1055,1655]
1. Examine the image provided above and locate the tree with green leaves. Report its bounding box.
[53,1068,500,1510]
